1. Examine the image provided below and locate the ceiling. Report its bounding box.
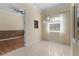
[0,3,66,12]
[31,3,65,11]
[0,4,25,15]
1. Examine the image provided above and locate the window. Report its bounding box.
[49,24,60,31]
[47,14,64,32]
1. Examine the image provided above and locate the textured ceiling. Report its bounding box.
[0,3,66,12]
[31,3,64,11]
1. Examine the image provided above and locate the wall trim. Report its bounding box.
[0,36,24,42]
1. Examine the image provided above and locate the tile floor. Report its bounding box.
[3,40,72,56]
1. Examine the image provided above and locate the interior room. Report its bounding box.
[0,3,79,56]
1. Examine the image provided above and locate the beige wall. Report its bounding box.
[42,4,71,45]
[0,10,24,30]
[19,4,42,46]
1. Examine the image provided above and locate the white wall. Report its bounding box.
[18,4,42,46]
[0,10,24,30]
